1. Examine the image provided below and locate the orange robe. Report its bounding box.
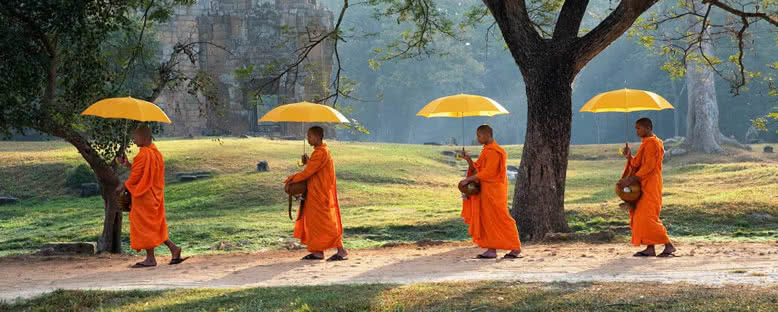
[125,144,169,251]
[461,141,521,250]
[285,144,343,252]
[628,135,671,246]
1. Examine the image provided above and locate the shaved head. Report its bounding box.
[133,124,153,147]
[308,126,324,139]
[135,125,152,139]
[635,118,653,130]
[476,124,494,145]
[476,124,493,137]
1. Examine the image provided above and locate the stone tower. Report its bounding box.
[155,0,334,136]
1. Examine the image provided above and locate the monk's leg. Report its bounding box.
[141,248,157,266]
[658,242,676,257]
[634,245,656,257]
[164,239,189,264]
[336,247,348,257]
[506,249,521,257]
[163,239,182,259]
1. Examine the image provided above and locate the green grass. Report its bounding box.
[2,281,778,311]
[2,138,778,256]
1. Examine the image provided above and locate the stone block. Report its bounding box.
[40,242,97,255]
[0,196,19,205]
[257,160,269,172]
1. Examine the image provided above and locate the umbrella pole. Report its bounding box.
[302,122,305,155]
[625,112,629,144]
[461,116,465,155]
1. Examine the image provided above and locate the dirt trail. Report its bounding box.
[2,242,777,301]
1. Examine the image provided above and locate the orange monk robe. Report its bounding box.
[284,144,343,252]
[125,144,169,251]
[628,135,671,246]
[461,141,521,250]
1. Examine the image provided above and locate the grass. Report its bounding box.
[2,281,778,311]
[2,138,778,256]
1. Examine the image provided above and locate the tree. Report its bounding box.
[0,0,217,253]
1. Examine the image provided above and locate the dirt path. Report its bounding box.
[2,242,777,301]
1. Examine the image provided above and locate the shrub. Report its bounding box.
[66,164,96,189]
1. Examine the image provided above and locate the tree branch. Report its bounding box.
[552,0,590,40]
[704,0,778,27]
[482,0,541,68]
[575,0,659,72]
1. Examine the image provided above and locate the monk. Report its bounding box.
[116,125,187,268]
[284,126,348,261]
[459,125,522,259]
[618,118,676,257]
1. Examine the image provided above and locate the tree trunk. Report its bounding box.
[685,7,750,153]
[511,70,572,241]
[63,132,123,253]
[97,184,122,253]
[685,37,726,153]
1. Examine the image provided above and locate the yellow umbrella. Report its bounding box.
[81,96,172,123]
[259,101,350,159]
[579,88,674,144]
[580,88,674,113]
[417,94,509,118]
[259,101,349,123]
[416,94,509,151]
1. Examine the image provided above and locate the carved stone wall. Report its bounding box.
[155,0,334,136]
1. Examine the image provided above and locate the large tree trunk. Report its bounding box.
[685,8,750,153]
[511,66,572,240]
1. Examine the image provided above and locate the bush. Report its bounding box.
[65,164,96,189]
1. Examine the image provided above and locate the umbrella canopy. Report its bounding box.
[81,97,172,123]
[416,94,509,118]
[259,101,350,123]
[580,88,674,113]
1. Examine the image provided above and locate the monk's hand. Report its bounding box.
[115,185,124,194]
[301,154,309,165]
[461,151,472,162]
[622,144,631,159]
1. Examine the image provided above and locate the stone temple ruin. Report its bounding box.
[155,0,334,137]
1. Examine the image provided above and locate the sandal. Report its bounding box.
[131,262,156,268]
[326,254,347,261]
[301,254,324,260]
[169,257,190,265]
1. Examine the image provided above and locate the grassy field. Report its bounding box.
[1,138,778,256]
[2,281,778,311]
